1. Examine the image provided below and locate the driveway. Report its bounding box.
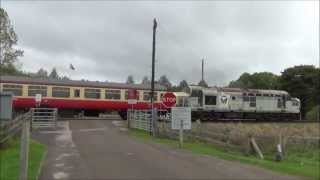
[32,119,302,180]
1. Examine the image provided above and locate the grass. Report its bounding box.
[0,138,47,180]
[129,129,320,179]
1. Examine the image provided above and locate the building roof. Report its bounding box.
[0,75,167,91]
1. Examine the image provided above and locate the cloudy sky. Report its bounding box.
[2,1,319,86]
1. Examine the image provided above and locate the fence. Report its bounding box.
[156,121,320,157]
[31,108,58,128]
[127,110,154,132]
[0,111,32,180]
[0,111,31,144]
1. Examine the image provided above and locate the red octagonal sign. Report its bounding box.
[162,92,176,108]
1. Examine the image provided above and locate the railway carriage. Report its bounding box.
[0,75,167,118]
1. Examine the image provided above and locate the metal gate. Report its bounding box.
[127,110,153,132]
[31,108,58,128]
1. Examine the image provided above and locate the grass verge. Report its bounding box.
[129,129,320,179]
[0,138,47,180]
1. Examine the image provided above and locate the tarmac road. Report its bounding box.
[32,120,303,180]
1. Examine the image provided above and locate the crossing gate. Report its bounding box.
[127,110,155,132]
[31,108,58,128]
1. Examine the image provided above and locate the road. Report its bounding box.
[32,120,302,180]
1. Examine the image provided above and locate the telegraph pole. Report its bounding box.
[150,18,157,136]
[201,59,204,81]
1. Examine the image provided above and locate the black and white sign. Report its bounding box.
[171,107,191,130]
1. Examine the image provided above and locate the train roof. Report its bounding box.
[0,75,167,91]
[189,85,288,95]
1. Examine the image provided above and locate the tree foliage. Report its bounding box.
[279,65,319,118]
[36,68,48,78]
[0,8,23,75]
[141,76,150,84]
[158,75,172,88]
[126,75,135,84]
[229,72,279,89]
[49,68,59,79]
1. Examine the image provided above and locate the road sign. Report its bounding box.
[35,94,42,103]
[171,107,191,130]
[162,92,176,108]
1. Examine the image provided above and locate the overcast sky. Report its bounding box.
[2,1,319,86]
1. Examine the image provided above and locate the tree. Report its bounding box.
[279,65,319,118]
[36,68,48,78]
[49,68,59,79]
[178,80,189,91]
[0,8,23,75]
[141,76,150,84]
[229,72,279,89]
[126,75,135,84]
[158,75,172,88]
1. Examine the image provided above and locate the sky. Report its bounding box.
[2,1,319,86]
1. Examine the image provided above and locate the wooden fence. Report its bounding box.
[0,111,31,145]
[156,121,320,156]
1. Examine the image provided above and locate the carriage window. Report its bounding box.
[256,94,261,96]
[292,101,299,106]
[143,92,157,101]
[105,89,120,100]
[74,89,80,97]
[28,85,47,97]
[205,96,216,105]
[125,90,139,100]
[243,96,249,101]
[85,88,101,99]
[231,96,236,100]
[263,94,269,97]
[249,96,256,107]
[2,84,23,96]
[52,87,70,98]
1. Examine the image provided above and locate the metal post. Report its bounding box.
[150,18,157,136]
[19,118,30,180]
[179,119,183,148]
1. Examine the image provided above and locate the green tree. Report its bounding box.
[0,8,23,75]
[49,68,59,79]
[141,76,150,84]
[229,72,279,89]
[126,75,135,84]
[279,65,319,118]
[158,75,172,88]
[36,68,48,78]
[178,80,189,91]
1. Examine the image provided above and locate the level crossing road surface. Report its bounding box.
[32,119,303,180]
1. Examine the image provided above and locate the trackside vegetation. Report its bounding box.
[0,139,47,180]
[129,129,320,179]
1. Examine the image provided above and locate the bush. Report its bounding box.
[306,106,319,121]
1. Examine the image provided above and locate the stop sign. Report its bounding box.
[162,92,176,108]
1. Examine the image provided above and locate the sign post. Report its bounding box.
[35,94,42,107]
[171,107,191,148]
[128,89,138,128]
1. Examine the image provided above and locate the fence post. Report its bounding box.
[19,118,30,180]
[179,119,184,148]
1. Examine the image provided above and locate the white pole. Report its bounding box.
[179,119,183,148]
